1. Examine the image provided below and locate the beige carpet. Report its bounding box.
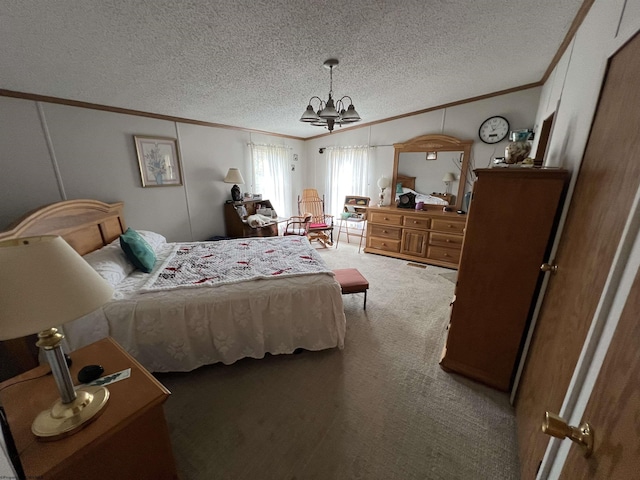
[156,240,520,479]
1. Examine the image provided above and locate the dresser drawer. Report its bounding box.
[368,236,401,253]
[430,232,463,249]
[369,211,403,226]
[427,245,461,265]
[369,224,402,240]
[431,218,466,234]
[403,215,430,230]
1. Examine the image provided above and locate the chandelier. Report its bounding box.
[299,59,361,133]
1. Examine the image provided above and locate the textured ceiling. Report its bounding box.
[0,0,585,139]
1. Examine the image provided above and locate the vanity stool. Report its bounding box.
[333,268,369,309]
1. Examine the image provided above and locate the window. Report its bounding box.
[325,146,369,216]
[250,144,292,218]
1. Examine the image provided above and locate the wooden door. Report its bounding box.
[401,229,428,256]
[558,266,640,478]
[515,31,640,478]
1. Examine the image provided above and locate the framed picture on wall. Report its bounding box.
[133,135,183,187]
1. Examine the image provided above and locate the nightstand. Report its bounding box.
[0,337,178,479]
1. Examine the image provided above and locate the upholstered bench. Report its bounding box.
[333,268,369,309]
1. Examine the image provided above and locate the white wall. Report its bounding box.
[524,0,640,477]
[1,88,540,238]
[303,88,542,206]
[0,100,304,241]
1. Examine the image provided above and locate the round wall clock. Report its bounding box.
[478,116,510,144]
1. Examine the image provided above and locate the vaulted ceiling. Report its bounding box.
[0,0,586,139]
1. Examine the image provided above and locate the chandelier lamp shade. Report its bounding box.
[300,59,361,133]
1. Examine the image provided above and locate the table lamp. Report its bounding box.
[224,168,245,201]
[0,236,114,440]
[376,175,391,206]
[442,172,456,194]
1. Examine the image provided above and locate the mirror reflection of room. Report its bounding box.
[397,150,462,202]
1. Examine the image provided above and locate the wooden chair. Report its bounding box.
[298,189,334,247]
[283,213,312,236]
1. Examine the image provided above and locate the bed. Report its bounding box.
[0,199,346,373]
[395,174,453,206]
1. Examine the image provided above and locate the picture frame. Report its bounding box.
[133,135,183,187]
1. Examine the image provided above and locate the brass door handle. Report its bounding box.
[542,412,593,457]
[541,263,558,273]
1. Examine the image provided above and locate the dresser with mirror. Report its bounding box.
[364,134,472,269]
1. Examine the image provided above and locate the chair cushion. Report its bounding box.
[310,222,328,228]
[333,268,369,293]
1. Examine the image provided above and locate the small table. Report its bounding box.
[0,337,178,480]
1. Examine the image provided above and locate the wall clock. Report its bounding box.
[478,116,510,144]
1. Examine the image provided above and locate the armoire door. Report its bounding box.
[515,30,640,478]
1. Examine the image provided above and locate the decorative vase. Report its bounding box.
[504,131,531,164]
[155,173,164,185]
[505,141,531,164]
[462,191,472,213]
[231,184,242,201]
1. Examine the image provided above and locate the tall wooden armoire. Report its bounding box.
[440,168,568,391]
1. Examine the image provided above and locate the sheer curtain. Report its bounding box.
[250,143,292,218]
[325,146,369,216]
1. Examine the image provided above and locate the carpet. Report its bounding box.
[439,271,458,283]
[156,241,520,479]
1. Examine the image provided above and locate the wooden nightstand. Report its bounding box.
[0,337,178,479]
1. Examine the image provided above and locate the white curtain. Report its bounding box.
[250,144,292,218]
[325,146,370,216]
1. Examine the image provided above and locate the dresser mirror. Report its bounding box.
[392,134,473,211]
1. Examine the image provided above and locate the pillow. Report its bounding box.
[120,228,157,273]
[396,182,403,194]
[136,230,167,252]
[83,243,135,288]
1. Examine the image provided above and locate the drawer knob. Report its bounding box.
[446,239,451,243]
[448,224,453,228]
[382,243,387,246]
[444,253,449,257]
[383,230,388,233]
[413,220,418,224]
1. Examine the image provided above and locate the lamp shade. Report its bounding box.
[377,175,391,189]
[224,168,245,185]
[442,172,456,183]
[0,236,114,340]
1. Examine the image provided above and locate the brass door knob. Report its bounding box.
[542,411,594,457]
[540,263,558,273]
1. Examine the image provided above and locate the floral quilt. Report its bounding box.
[140,236,333,292]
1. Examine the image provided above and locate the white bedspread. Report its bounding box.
[62,237,346,372]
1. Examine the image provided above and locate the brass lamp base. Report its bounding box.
[32,385,109,440]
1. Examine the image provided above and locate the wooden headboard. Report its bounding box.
[0,199,126,255]
[0,199,126,379]
[396,174,416,191]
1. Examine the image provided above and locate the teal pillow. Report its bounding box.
[120,228,156,273]
[396,182,403,194]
